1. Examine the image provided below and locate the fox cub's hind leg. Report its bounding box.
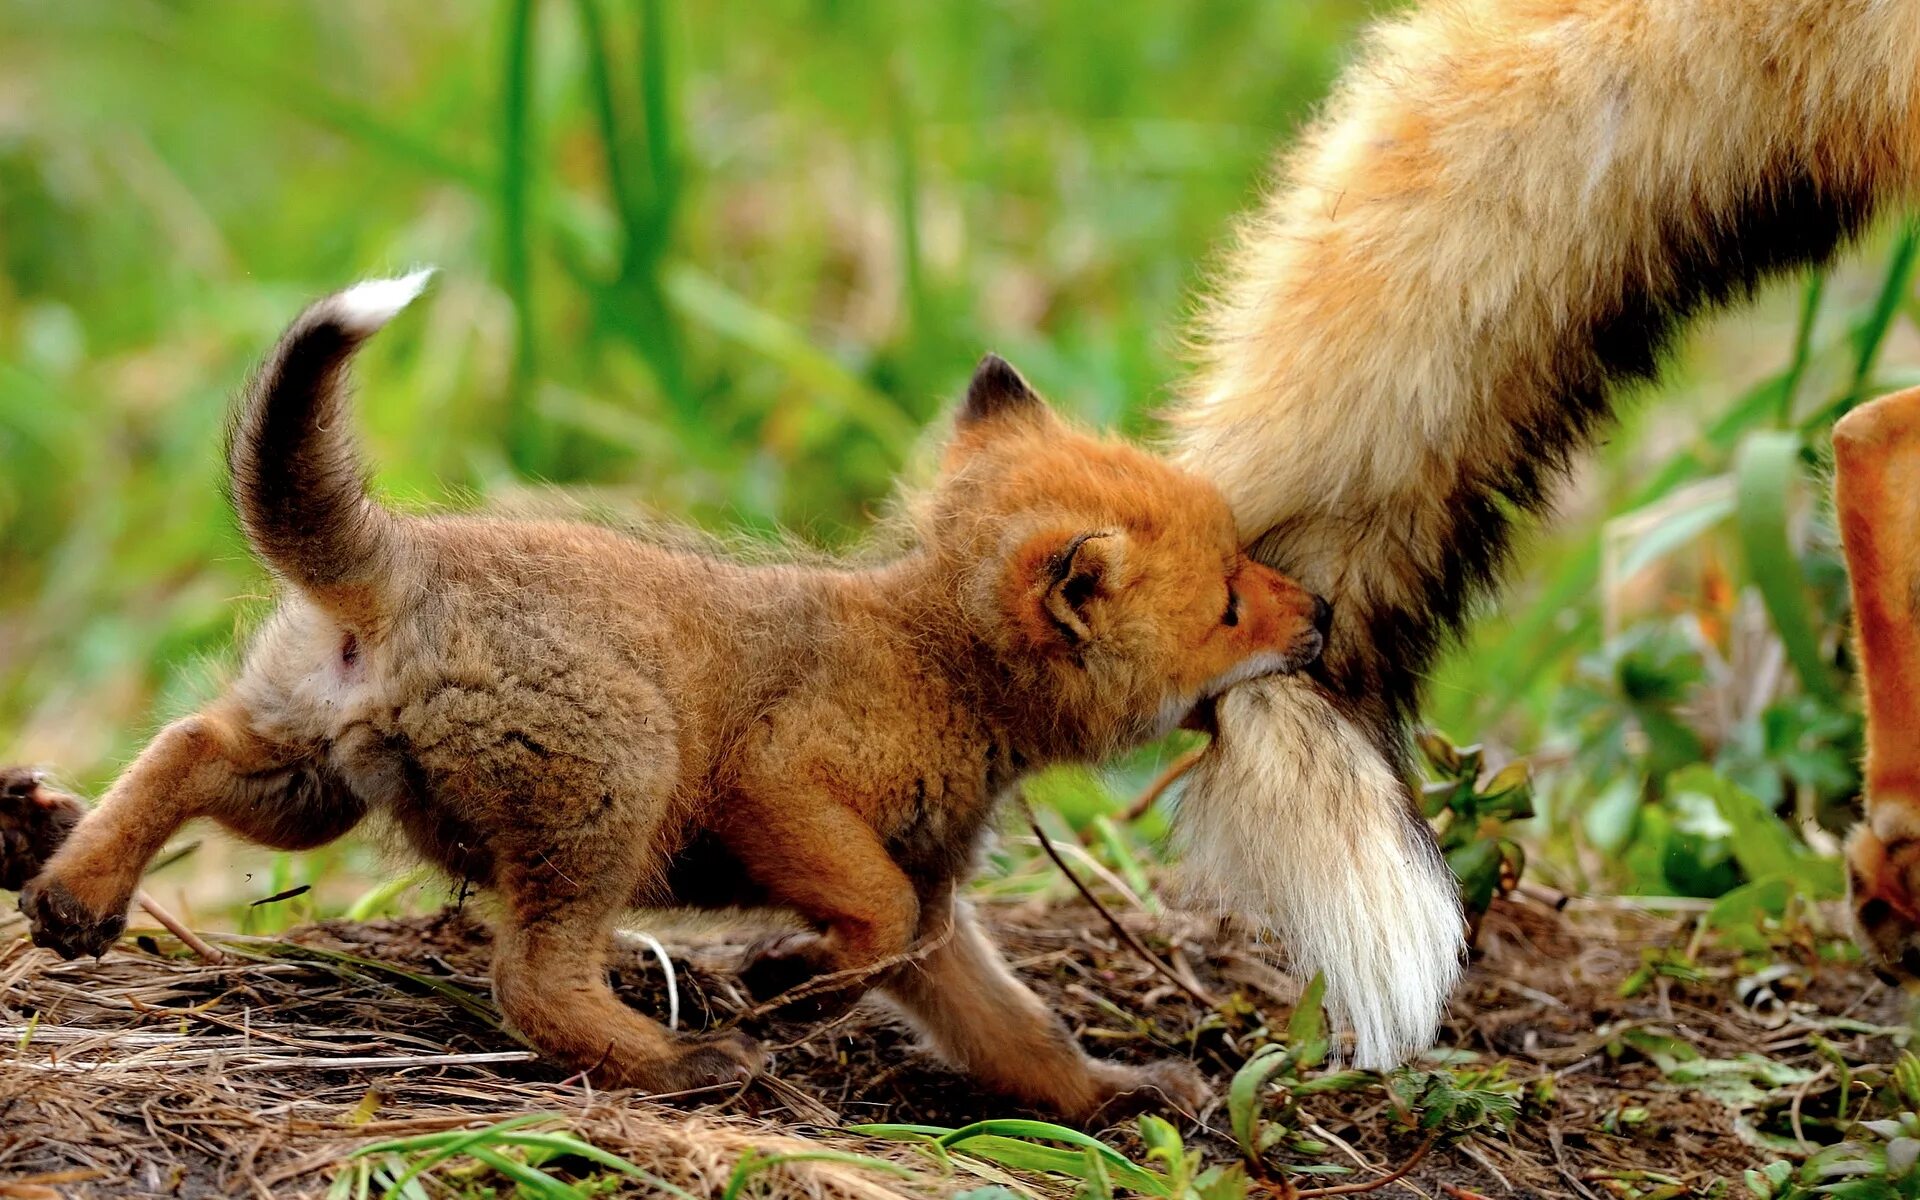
[20,700,366,958]
[491,862,764,1092]
[883,898,1207,1123]
[1836,387,1920,978]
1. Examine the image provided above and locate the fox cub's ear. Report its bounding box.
[1007,528,1121,653]
[961,353,1046,425]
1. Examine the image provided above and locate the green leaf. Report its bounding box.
[1288,972,1330,1066]
[1228,1045,1291,1163]
[1076,1147,1115,1200]
[1193,1163,1254,1200]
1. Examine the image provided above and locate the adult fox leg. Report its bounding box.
[1836,388,1920,976]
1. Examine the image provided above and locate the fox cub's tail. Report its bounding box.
[1167,0,1920,1067]
[228,270,433,626]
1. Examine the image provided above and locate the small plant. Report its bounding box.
[1227,974,1369,1181]
[1418,732,1535,922]
[1747,1054,1920,1200]
[1385,1063,1523,1137]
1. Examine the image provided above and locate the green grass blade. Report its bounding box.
[1846,221,1920,413]
[571,0,645,262]
[722,1150,914,1200]
[498,0,544,474]
[352,1114,553,1159]
[663,264,919,449]
[851,1122,1169,1195]
[494,1131,701,1200]
[1731,430,1837,701]
[343,867,431,922]
[637,0,678,255]
[1775,271,1826,426]
[461,1143,583,1199]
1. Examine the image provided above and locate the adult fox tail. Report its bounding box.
[228,270,434,628]
[1165,0,1920,1067]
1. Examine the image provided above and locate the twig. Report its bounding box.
[1120,747,1204,822]
[134,891,225,965]
[1294,1134,1438,1198]
[733,920,955,1021]
[1022,801,1220,1010]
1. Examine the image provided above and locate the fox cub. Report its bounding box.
[1836,388,1920,983]
[17,272,1329,1119]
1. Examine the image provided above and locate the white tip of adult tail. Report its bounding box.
[327,267,437,334]
[1175,678,1466,1069]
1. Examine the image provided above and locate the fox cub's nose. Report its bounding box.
[1310,594,1332,637]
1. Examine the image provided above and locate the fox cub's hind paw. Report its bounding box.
[1082,1058,1211,1123]
[738,931,865,1021]
[0,767,83,892]
[1848,823,1920,983]
[19,872,128,960]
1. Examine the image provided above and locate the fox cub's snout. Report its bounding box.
[19,276,1325,1122]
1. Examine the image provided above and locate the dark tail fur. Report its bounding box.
[227,271,432,626]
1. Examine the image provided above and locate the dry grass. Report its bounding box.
[0,892,1910,1199]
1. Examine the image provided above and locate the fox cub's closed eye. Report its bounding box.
[1222,588,1240,627]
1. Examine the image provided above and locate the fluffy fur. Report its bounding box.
[1167,0,1920,1066]
[20,278,1332,1120]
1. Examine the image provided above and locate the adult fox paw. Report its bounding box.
[19,873,127,960]
[1848,823,1920,982]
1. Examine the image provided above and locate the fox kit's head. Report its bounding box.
[926,354,1329,754]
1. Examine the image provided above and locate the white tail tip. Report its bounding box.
[328,267,437,334]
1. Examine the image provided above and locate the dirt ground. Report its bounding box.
[0,891,1909,1199]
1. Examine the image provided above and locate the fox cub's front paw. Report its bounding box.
[19,873,128,960]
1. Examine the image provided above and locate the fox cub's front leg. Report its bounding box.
[1836,387,1920,978]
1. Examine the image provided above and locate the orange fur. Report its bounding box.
[1836,388,1920,977]
[18,286,1328,1120]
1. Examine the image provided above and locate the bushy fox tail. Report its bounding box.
[1166,0,1920,1066]
[228,271,433,627]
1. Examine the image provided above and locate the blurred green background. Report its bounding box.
[2,1,1916,928]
